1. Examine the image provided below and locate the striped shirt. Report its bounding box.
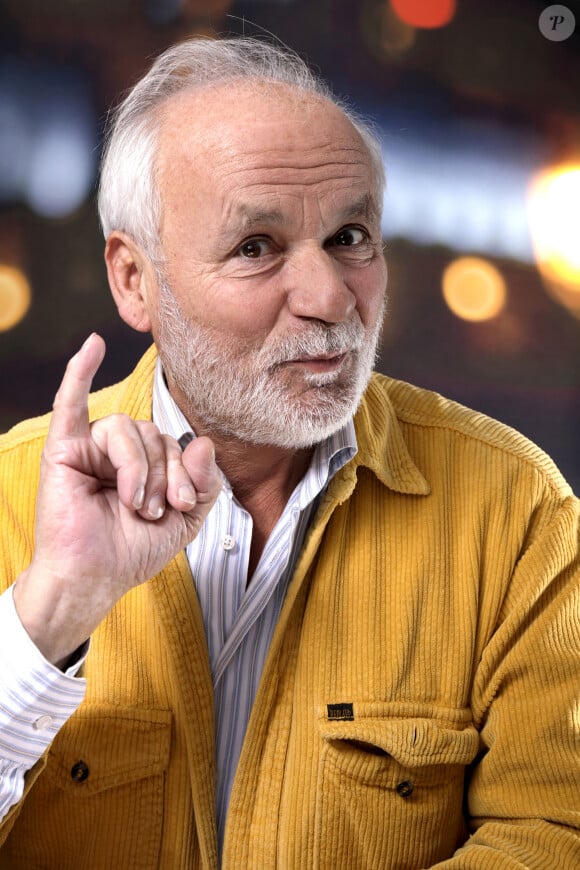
[0,360,357,846]
[152,360,357,849]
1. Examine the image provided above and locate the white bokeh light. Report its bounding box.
[379,121,540,263]
[0,59,96,218]
[25,121,95,218]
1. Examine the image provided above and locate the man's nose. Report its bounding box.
[286,245,356,323]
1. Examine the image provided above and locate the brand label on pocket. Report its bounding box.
[327,703,354,721]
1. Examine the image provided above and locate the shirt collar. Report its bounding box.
[152,359,192,443]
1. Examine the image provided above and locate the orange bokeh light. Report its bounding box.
[442,257,507,322]
[391,0,456,29]
[0,265,31,332]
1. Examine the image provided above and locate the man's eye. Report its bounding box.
[333,227,368,246]
[237,238,271,259]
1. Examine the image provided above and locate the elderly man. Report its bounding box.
[0,37,578,869]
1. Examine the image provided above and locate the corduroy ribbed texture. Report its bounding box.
[0,346,578,869]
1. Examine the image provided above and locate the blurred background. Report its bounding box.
[0,0,578,491]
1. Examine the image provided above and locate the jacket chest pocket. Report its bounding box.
[4,704,172,870]
[313,706,479,870]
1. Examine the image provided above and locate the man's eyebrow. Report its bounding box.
[236,207,287,230]
[217,208,285,251]
[337,193,380,224]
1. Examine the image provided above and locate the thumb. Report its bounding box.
[182,436,222,506]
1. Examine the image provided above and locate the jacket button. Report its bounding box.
[396,779,414,798]
[71,761,90,783]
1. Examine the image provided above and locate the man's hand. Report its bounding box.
[13,333,221,668]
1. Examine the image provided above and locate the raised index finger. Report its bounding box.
[48,333,106,441]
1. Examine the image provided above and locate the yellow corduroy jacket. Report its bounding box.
[0,345,578,869]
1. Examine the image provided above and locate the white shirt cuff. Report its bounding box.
[0,586,87,768]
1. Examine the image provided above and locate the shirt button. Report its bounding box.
[71,761,90,783]
[32,715,54,731]
[396,780,414,798]
[222,535,235,551]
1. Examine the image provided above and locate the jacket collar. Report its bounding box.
[352,373,431,496]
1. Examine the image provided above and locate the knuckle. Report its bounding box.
[136,419,161,437]
[162,433,181,450]
[110,412,134,428]
[163,437,185,464]
[92,412,130,432]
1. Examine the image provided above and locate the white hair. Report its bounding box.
[97,36,385,261]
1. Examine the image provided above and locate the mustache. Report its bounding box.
[258,319,365,367]
[157,276,374,371]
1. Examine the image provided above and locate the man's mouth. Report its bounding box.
[285,351,349,373]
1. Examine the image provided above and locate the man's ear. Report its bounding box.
[104,232,155,333]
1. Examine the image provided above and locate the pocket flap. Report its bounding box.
[46,704,173,795]
[318,703,479,768]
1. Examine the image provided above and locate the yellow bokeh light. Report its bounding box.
[0,265,31,332]
[442,257,507,322]
[528,165,580,291]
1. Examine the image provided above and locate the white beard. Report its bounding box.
[156,280,385,448]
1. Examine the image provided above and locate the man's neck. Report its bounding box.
[191,418,314,578]
[204,427,312,514]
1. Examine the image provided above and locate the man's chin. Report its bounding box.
[251,391,362,449]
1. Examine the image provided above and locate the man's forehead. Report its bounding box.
[158,80,366,163]
[156,81,381,226]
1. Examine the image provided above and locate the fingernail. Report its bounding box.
[132,486,145,510]
[178,484,196,506]
[148,495,165,519]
